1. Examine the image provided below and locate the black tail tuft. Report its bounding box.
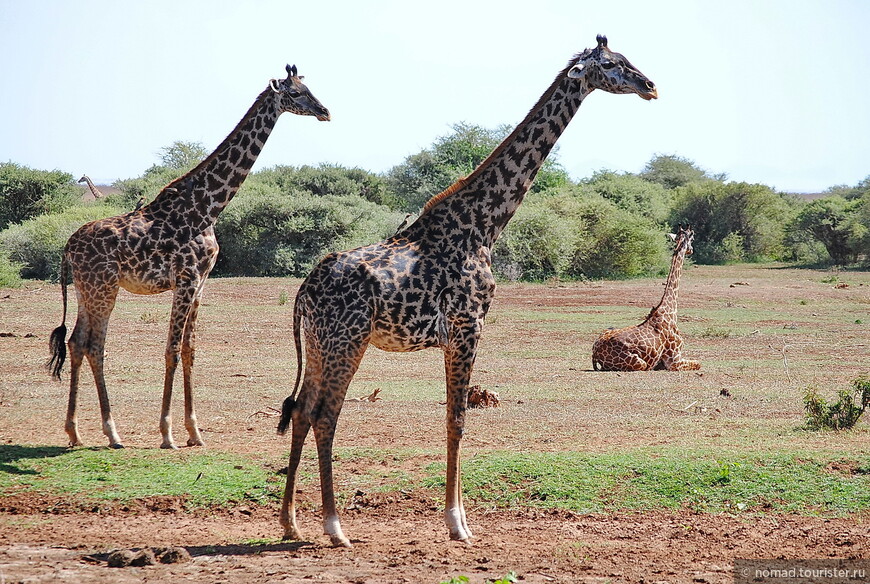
[276,396,296,435]
[47,324,67,381]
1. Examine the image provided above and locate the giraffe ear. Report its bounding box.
[269,79,281,92]
[668,233,677,241]
[567,63,585,79]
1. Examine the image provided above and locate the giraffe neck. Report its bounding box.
[82,176,103,198]
[148,87,279,232]
[655,247,687,320]
[416,68,592,247]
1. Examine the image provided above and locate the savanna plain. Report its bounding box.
[0,264,868,583]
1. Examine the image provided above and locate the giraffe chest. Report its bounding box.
[116,227,219,294]
[366,248,496,352]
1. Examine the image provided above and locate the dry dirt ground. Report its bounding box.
[1,265,868,583]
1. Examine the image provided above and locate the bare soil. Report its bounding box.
[1,265,868,583]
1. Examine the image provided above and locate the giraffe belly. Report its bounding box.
[369,322,439,353]
[119,278,173,295]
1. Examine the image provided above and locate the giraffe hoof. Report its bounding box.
[160,442,178,450]
[329,534,353,548]
[448,529,473,544]
[109,443,125,450]
[186,438,205,447]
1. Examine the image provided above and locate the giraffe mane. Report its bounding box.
[419,52,589,217]
[163,87,273,192]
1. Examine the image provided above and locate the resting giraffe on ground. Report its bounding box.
[78,175,104,201]
[48,65,330,449]
[277,35,657,547]
[592,226,701,371]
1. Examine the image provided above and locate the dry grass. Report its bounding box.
[0,263,867,461]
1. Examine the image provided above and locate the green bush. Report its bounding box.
[788,195,866,265]
[0,163,79,230]
[252,163,397,209]
[640,154,724,189]
[0,249,23,288]
[213,186,402,277]
[492,198,579,281]
[494,190,667,281]
[580,170,672,224]
[670,181,793,263]
[804,377,870,431]
[0,203,125,280]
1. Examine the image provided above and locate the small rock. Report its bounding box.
[106,549,136,568]
[156,546,192,564]
[130,549,156,566]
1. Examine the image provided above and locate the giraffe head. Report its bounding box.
[568,35,657,100]
[77,175,88,184]
[269,64,331,121]
[669,226,695,256]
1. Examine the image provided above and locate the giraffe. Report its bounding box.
[591,226,701,371]
[276,35,657,547]
[78,175,104,200]
[47,65,330,449]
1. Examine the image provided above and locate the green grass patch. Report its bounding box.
[0,445,279,507]
[4,445,869,517]
[423,450,870,516]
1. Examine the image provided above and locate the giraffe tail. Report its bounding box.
[47,253,69,381]
[278,285,305,436]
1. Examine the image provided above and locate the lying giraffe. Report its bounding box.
[592,226,701,371]
[48,65,329,449]
[277,36,657,547]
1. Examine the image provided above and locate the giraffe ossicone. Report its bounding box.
[47,65,329,449]
[592,226,701,372]
[276,36,657,547]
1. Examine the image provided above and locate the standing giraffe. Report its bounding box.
[78,175,104,200]
[592,226,701,371]
[277,36,657,547]
[48,65,330,449]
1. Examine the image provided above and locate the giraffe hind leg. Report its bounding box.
[64,324,86,447]
[180,294,205,447]
[77,312,124,448]
[280,408,310,542]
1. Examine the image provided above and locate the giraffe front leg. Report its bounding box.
[669,357,701,371]
[443,319,481,544]
[662,347,701,371]
[314,417,351,548]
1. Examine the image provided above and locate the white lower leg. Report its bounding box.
[102,418,123,449]
[185,413,204,447]
[65,418,83,447]
[445,506,471,541]
[159,414,176,449]
[323,515,351,548]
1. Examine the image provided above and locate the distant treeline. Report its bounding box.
[1,122,868,287]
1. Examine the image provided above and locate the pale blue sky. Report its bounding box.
[1,0,868,193]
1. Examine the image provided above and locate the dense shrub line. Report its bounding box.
[1,128,868,283]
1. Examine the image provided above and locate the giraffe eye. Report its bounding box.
[601,61,617,70]
[288,90,301,98]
